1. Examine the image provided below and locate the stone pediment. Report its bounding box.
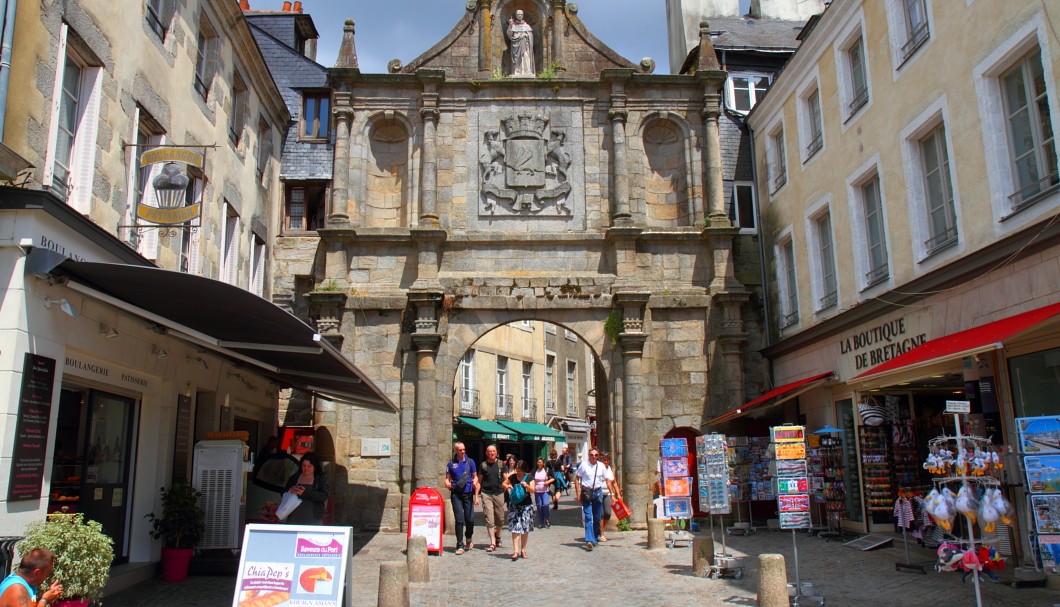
[394,1,651,79]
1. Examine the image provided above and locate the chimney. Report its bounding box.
[293,1,303,13]
[335,19,358,69]
[239,0,250,10]
[282,1,292,10]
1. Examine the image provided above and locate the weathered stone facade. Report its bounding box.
[273,0,766,530]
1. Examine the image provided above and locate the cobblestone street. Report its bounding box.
[109,492,1058,607]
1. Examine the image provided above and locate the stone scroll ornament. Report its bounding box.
[479,113,572,216]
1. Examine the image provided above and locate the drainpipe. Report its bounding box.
[746,121,774,348]
[0,0,16,141]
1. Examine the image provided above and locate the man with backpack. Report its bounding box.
[444,442,479,555]
[478,444,506,552]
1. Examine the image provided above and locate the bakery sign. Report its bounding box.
[136,146,205,225]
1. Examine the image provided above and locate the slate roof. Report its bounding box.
[708,17,805,52]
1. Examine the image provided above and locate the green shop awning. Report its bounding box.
[456,417,519,441]
[497,421,566,442]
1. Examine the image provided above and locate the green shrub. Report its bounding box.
[18,511,114,601]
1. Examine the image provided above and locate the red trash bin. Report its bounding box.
[407,487,445,554]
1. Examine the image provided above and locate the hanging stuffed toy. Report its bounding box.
[978,491,1000,533]
[936,543,965,572]
[927,488,957,532]
[960,548,984,584]
[955,484,979,525]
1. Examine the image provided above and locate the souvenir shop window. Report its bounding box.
[837,400,863,522]
[1008,346,1060,417]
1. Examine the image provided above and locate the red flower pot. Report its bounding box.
[161,547,194,583]
[53,599,90,607]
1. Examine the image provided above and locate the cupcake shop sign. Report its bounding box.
[135,146,206,225]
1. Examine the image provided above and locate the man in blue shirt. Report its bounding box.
[0,548,63,607]
[445,442,480,554]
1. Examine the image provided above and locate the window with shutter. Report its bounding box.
[223,203,241,285]
[230,73,249,145]
[194,19,218,99]
[251,236,266,296]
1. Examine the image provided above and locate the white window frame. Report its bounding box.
[564,328,576,342]
[775,231,799,329]
[885,0,932,71]
[43,25,102,214]
[496,356,509,416]
[565,360,577,417]
[973,15,1059,228]
[728,181,757,234]
[544,353,556,413]
[796,74,825,165]
[899,96,963,266]
[460,349,475,412]
[847,159,891,292]
[521,361,534,419]
[257,117,272,183]
[545,322,556,335]
[250,235,266,297]
[833,13,870,126]
[222,202,241,285]
[230,72,248,145]
[726,72,771,114]
[194,18,218,99]
[766,121,787,194]
[805,197,839,313]
[146,0,168,39]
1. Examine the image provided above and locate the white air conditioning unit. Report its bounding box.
[193,439,249,549]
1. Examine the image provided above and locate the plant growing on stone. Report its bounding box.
[18,510,114,602]
[604,310,622,345]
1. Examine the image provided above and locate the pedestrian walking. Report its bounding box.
[478,444,506,552]
[503,459,535,560]
[533,457,555,528]
[573,448,612,550]
[444,441,479,555]
[548,448,563,510]
[598,452,622,542]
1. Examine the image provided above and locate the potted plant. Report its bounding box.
[145,481,205,582]
[17,510,114,607]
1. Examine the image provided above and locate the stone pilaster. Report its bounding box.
[477,0,492,74]
[408,291,443,491]
[614,291,651,528]
[604,70,633,224]
[329,93,354,225]
[550,0,566,68]
[410,227,447,290]
[308,291,348,349]
[700,92,728,225]
[713,292,749,410]
[418,71,444,226]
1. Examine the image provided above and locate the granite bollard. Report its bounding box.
[757,553,788,607]
[406,535,429,583]
[377,561,409,607]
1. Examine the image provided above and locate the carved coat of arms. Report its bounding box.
[480,113,572,215]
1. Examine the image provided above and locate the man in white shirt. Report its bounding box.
[572,448,613,550]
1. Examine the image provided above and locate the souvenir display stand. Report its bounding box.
[661,438,695,548]
[1015,415,1058,584]
[923,403,1014,607]
[697,434,745,580]
[893,488,933,574]
[773,425,825,607]
[810,427,845,540]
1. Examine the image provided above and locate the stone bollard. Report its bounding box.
[692,536,715,576]
[406,535,429,583]
[377,561,409,607]
[757,553,788,607]
[647,518,666,550]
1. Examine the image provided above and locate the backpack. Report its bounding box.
[509,474,530,505]
[553,470,568,491]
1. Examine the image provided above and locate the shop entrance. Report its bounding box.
[51,387,139,563]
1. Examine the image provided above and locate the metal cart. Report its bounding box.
[707,553,745,580]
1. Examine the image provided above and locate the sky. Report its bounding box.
[261,1,675,75]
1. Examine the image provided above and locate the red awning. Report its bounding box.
[852,301,1060,383]
[706,371,834,426]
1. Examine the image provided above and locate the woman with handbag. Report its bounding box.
[502,459,535,561]
[283,452,329,525]
[533,457,555,528]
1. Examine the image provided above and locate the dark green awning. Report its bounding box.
[497,420,566,442]
[456,417,519,441]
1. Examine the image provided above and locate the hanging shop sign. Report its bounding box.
[8,354,57,501]
[136,146,205,225]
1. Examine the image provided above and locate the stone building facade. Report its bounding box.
[271,0,767,530]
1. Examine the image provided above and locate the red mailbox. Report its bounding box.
[407,487,445,554]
